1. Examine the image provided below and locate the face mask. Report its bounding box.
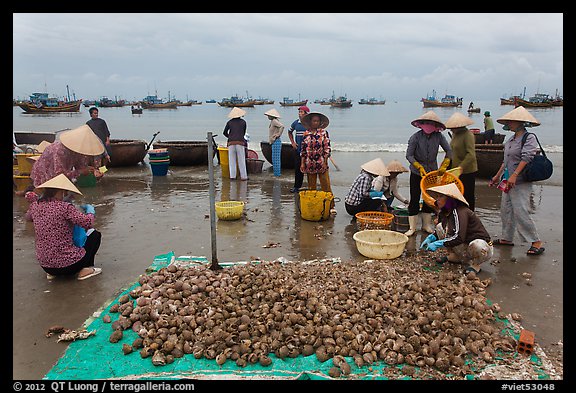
[420,123,440,134]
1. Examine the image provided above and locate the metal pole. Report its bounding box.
[207,132,221,270]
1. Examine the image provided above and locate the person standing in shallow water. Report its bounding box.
[223,107,249,181]
[86,107,112,167]
[264,108,285,177]
[300,112,336,214]
[288,105,310,192]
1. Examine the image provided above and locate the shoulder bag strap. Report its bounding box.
[521,132,547,157]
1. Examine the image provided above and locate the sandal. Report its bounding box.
[493,239,514,246]
[464,266,481,274]
[77,267,102,281]
[527,246,545,256]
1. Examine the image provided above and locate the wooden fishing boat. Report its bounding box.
[140,95,179,109]
[152,140,217,166]
[514,95,553,108]
[467,107,480,113]
[131,107,143,114]
[18,99,82,113]
[17,91,83,113]
[330,96,353,108]
[218,95,255,107]
[107,139,148,167]
[279,97,308,107]
[358,98,386,105]
[421,90,462,107]
[260,141,296,169]
[475,144,504,178]
[97,97,125,107]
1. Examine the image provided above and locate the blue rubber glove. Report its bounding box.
[420,234,437,249]
[369,190,384,199]
[81,204,95,215]
[426,239,446,251]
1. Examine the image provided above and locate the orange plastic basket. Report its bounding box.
[420,170,465,208]
[355,211,394,230]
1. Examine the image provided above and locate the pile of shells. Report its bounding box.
[105,257,517,377]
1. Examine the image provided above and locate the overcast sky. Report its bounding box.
[13,13,563,102]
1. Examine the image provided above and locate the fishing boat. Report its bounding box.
[205,99,217,103]
[217,95,255,107]
[514,93,553,108]
[330,96,353,108]
[152,140,218,166]
[97,97,126,107]
[421,90,463,107]
[279,96,308,107]
[140,95,179,109]
[260,141,296,169]
[130,106,143,114]
[358,98,386,105]
[467,107,481,113]
[17,92,83,113]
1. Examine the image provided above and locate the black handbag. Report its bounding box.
[520,132,553,182]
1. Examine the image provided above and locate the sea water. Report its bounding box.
[13,99,563,153]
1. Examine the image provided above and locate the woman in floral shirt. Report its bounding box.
[299,112,336,213]
[25,174,102,281]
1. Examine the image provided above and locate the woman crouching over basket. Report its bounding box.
[419,183,493,275]
[344,158,390,216]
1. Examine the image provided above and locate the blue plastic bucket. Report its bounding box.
[150,162,169,176]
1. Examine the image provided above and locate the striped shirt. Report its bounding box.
[288,119,307,153]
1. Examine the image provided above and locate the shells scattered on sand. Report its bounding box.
[104,256,518,378]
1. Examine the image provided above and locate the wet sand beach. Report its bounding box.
[12,151,563,379]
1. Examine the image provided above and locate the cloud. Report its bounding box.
[13,13,563,101]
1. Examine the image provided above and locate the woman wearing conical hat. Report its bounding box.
[419,183,493,274]
[489,106,545,256]
[372,160,410,210]
[264,108,285,177]
[223,107,249,180]
[24,174,103,281]
[344,158,390,216]
[29,124,106,190]
[405,110,453,236]
[445,112,478,211]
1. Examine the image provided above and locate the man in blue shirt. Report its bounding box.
[287,105,310,192]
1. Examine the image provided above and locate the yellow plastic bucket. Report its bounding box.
[299,190,334,221]
[15,153,40,175]
[13,175,33,192]
[217,146,239,179]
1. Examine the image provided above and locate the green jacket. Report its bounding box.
[450,129,478,174]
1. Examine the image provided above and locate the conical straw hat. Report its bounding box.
[264,108,281,118]
[59,125,105,155]
[444,112,474,129]
[36,140,52,153]
[301,112,330,129]
[411,111,446,130]
[386,160,408,173]
[496,106,540,127]
[37,173,82,195]
[361,158,390,177]
[228,107,247,119]
[426,183,468,207]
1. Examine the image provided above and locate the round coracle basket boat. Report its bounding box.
[475,144,504,178]
[260,141,296,169]
[107,139,148,167]
[153,141,217,166]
